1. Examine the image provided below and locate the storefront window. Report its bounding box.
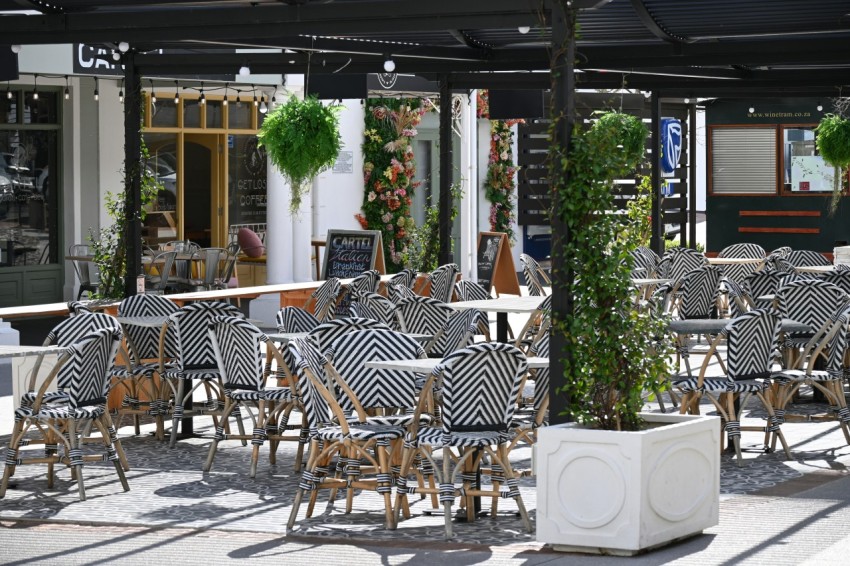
[783,126,833,192]
[227,134,267,226]
[141,133,179,248]
[0,127,59,267]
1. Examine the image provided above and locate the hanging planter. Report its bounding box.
[815,113,850,213]
[258,95,342,213]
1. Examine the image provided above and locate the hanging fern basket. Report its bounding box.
[815,113,850,213]
[257,95,342,213]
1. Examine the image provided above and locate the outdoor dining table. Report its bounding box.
[795,265,835,274]
[266,331,434,345]
[448,295,547,343]
[706,257,765,266]
[365,356,549,373]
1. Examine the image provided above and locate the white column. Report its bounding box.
[290,179,313,282]
[459,92,477,280]
[265,160,292,284]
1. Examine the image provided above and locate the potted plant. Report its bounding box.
[535,98,720,553]
[815,111,850,213]
[258,95,342,214]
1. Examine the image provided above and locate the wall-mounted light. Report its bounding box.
[93,77,99,102]
[518,26,531,34]
[174,80,179,105]
[32,74,38,101]
[383,55,396,73]
[118,41,130,53]
[239,65,250,77]
[10,45,21,54]
[64,76,70,100]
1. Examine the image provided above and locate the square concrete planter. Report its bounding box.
[535,412,720,555]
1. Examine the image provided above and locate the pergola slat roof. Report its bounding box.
[0,0,849,97]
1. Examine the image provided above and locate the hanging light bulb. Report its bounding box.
[236,93,242,108]
[93,77,99,102]
[199,81,206,105]
[6,82,11,100]
[252,85,258,107]
[150,79,157,104]
[239,65,250,76]
[64,76,71,101]
[119,79,124,104]
[222,83,228,106]
[174,80,179,105]
[259,95,268,114]
[32,74,38,101]
[383,55,396,73]
[10,45,21,54]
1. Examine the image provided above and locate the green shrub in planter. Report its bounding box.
[815,113,850,212]
[258,96,342,213]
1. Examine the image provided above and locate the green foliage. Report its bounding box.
[665,238,704,253]
[484,120,520,244]
[258,95,342,213]
[550,109,672,432]
[815,113,850,213]
[406,182,463,272]
[88,137,160,299]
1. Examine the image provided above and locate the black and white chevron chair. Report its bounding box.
[303,277,341,322]
[393,342,532,538]
[414,263,459,303]
[771,303,850,447]
[508,327,550,456]
[429,308,490,357]
[743,268,783,309]
[387,282,417,304]
[1,327,129,501]
[67,300,94,316]
[723,278,755,319]
[717,242,766,286]
[821,269,850,295]
[112,294,179,439]
[276,306,321,333]
[787,249,831,269]
[348,291,400,329]
[454,279,492,301]
[159,301,244,447]
[395,296,454,355]
[336,270,380,317]
[307,317,393,358]
[513,294,552,353]
[774,279,850,365]
[656,247,708,283]
[520,254,551,297]
[387,269,417,292]
[204,316,299,477]
[676,309,791,467]
[287,337,403,530]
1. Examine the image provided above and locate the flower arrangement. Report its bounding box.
[357,98,429,271]
[477,90,522,244]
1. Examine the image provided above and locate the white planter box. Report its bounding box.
[535,412,720,555]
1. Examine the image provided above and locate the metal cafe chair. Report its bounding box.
[68,244,100,300]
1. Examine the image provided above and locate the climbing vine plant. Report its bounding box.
[357,98,430,272]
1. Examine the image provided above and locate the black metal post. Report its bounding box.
[688,101,698,250]
[123,52,142,297]
[548,2,576,425]
[438,75,453,266]
[649,92,663,255]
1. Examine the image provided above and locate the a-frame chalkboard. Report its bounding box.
[322,229,386,279]
[476,232,520,296]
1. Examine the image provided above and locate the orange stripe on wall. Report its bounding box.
[739,211,821,217]
[738,227,820,234]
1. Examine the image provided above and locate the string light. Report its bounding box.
[252,85,258,107]
[239,65,250,76]
[236,93,241,107]
[119,79,124,104]
[259,94,267,114]
[199,81,206,105]
[64,76,70,100]
[222,83,228,106]
[150,79,156,104]
[93,77,99,102]
[174,80,179,105]
[6,81,12,100]
[32,74,38,100]
[10,45,21,54]
[118,41,130,53]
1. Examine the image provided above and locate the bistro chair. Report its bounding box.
[630,245,662,279]
[187,247,228,291]
[204,316,298,477]
[287,337,404,530]
[302,277,342,322]
[677,308,791,467]
[771,303,850,447]
[336,270,380,317]
[512,294,552,353]
[111,294,179,439]
[395,296,455,356]
[387,282,417,304]
[717,242,766,286]
[786,249,832,269]
[66,300,93,316]
[68,244,99,300]
[822,269,850,295]
[1,327,128,501]
[159,301,244,447]
[520,254,551,297]
[416,263,460,303]
[348,291,399,329]
[743,268,783,309]
[308,317,393,359]
[145,250,179,295]
[454,279,492,302]
[656,247,708,284]
[393,342,531,538]
[386,269,418,293]
[508,326,550,459]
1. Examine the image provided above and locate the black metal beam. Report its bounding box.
[438,75,453,267]
[630,0,689,43]
[123,51,142,298]
[688,102,697,251]
[649,92,663,255]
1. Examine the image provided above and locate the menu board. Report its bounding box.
[322,229,385,279]
[476,232,520,296]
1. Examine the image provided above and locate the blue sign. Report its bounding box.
[660,118,682,174]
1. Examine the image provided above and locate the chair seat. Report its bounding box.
[677,377,768,394]
[15,403,106,420]
[228,387,293,402]
[19,390,69,405]
[316,423,404,442]
[771,369,840,383]
[162,368,220,381]
[353,413,432,428]
[407,426,508,448]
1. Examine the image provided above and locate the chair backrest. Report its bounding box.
[118,294,180,362]
[166,302,243,371]
[67,300,93,316]
[657,247,708,282]
[520,254,550,297]
[718,243,766,259]
[723,278,753,319]
[454,279,492,302]
[722,308,781,380]
[68,244,99,287]
[743,269,781,300]
[428,308,488,357]
[336,270,380,317]
[779,272,819,288]
[395,296,453,336]
[276,306,320,333]
[288,338,335,434]
[821,269,850,295]
[513,294,552,350]
[427,263,460,303]
[189,247,227,288]
[349,291,399,329]
[60,327,123,408]
[529,329,550,413]
[388,269,417,290]
[434,342,527,433]
[148,250,178,293]
[770,246,792,258]
[308,316,392,355]
[325,329,425,414]
[675,265,722,320]
[209,316,268,391]
[308,277,342,322]
[44,312,122,391]
[775,279,850,335]
[787,249,831,268]
[387,282,418,304]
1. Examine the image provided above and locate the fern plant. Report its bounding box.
[258,96,342,213]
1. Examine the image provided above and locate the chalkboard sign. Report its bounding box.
[322,229,386,279]
[476,232,520,296]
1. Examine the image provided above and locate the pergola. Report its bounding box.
[2,0,850,421]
